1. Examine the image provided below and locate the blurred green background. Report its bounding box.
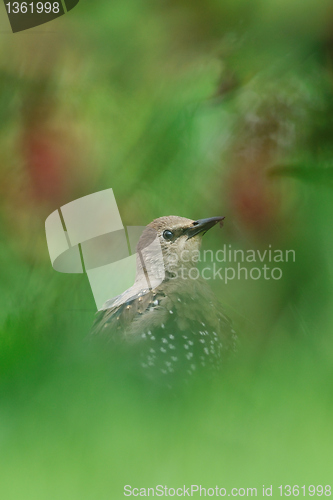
[1,0,333,497]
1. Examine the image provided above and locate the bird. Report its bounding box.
[90,215,237,383]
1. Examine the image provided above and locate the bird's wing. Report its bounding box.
[125,277,238,350]
[91,278,238,354]
[90,288,163,340]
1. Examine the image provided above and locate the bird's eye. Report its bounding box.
[163,230,174,241]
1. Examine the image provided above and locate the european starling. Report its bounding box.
[91,216,237,382]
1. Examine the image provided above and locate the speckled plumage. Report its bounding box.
[90,216,237,382]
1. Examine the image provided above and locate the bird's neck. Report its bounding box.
[135,252,199,290]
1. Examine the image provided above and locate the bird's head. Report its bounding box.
[135,215,224,283]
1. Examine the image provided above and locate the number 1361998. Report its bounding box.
[5,2,60,14]
[278,485,331,496]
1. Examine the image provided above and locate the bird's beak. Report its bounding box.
[185,216,225,239]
